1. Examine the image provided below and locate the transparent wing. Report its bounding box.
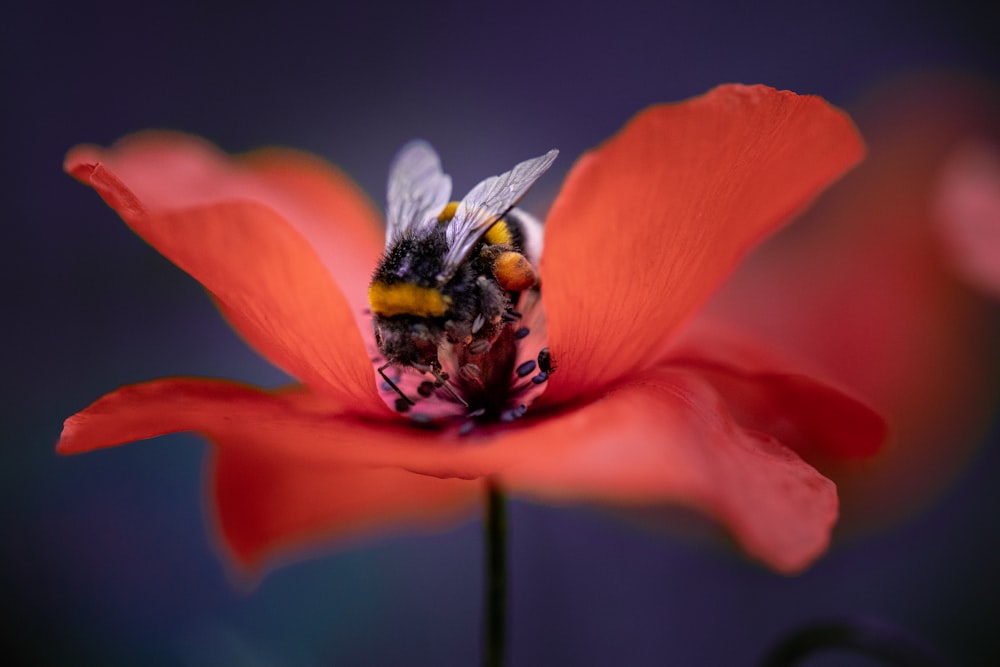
[439,148,558,281]
[385,140,453,247]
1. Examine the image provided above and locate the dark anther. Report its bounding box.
[514,326,530,339]
[394,397,411,412]
[410,412,435,427]
[516,360,537,377]
[759,617,951,667]
[417,381,435,397]
[531,371,548,385]
[499,404,528,422]
[459,420,476,436]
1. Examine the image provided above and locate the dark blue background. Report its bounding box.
[4,1,999,665]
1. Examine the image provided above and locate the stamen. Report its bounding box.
[410,412,435,427]
[499,404,528,422]
[515,360,537,377]
[514,326,530,339]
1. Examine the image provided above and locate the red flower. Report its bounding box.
[57,84,884,575]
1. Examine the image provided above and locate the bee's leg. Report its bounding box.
[433,368,469,407]
[492,251,537,292]
[378,362,414,406]
[415,363,469,407]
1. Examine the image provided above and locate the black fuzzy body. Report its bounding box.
[371,221,522,370]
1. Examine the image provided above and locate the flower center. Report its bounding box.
[369,288,551,432]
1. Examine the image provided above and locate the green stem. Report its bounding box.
[483,479,507,667]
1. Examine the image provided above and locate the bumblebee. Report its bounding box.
[368,141,557,409]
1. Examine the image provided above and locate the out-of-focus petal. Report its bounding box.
[65,132,384,316]
[241,146,386,316]
[208,448,478,575]
[540,84,864,404]
[704,77,1000,529]
[66,146,385,413]
[935,141,1000,297]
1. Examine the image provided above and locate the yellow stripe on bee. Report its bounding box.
[484,221,512,245]
[368,281,451,317]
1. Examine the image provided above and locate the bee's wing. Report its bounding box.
[439,149,558,282]
[385,140,453,247]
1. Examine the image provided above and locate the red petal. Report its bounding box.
[496,366,839,574]
[209,449,477,574]
[240,147,386,316]
[66,132,384,316]
[540,85,865,404]
[663,320,887,466]
[57,378,475,573]
[59,370,840,572]
[66,136,385,413]
[59,375,837,573]
[55,377,512,478]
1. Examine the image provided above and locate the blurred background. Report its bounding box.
[4,0,1000,665]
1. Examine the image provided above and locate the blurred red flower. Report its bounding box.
[57,85,884,575]
[704,76,1000,530]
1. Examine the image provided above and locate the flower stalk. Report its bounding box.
[483,479,507,667]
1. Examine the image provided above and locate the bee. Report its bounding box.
[368,141,558,409]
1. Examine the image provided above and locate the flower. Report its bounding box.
[57,84,884,576]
